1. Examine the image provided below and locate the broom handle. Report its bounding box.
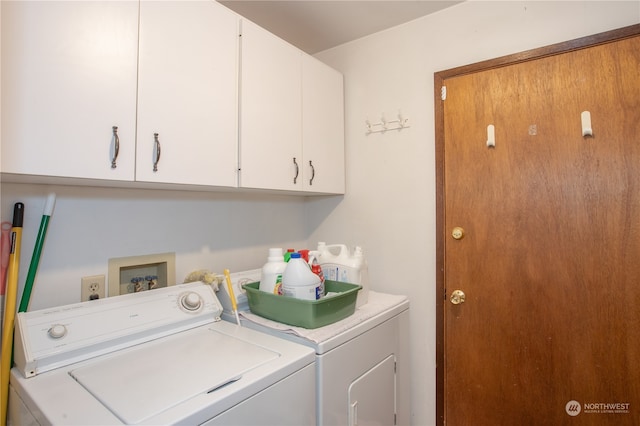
[1,203,24,426]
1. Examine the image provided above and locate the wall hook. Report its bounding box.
[486,124,496,148]
[398,112,406,128]
[365,111,411,135]
[365,119,373,134]
[581,111,593,137]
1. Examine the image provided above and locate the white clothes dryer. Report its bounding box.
[218,270,410,426]
[9,282,316,425]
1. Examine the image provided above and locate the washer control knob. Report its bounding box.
[180,292,202,311]
[48,324,67,339]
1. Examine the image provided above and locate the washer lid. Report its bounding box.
[69,326,279,424]
[14,282,223,378]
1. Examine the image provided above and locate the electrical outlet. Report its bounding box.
[81,275,106,301]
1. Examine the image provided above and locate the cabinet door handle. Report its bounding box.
[111,126,120,169]
[293,157,299,184]
[152,133,162,172]
[308,160,315,186]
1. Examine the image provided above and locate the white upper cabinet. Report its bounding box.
[238,19,303,192]
[239,19,345,194]
[302,55,345,194]
[1,1,139,180]
[1,1,239,188]
[1,1,343,194]
[136,1,238,187]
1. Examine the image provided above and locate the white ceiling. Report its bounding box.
[218,1,463,54]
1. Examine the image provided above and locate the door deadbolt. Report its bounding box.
[450,290,466,305]
[451,227,465,240]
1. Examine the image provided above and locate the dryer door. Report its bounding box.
[348,355,395,426]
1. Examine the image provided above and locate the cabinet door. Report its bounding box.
[1,1,138,180]
[135,1,238,187]
[239,19,302,191]
[348,355,396,426]
[302,56,345,194]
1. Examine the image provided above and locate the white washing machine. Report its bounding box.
[218,270,410,426]
[8,282,316,425]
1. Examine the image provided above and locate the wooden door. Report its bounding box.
[435,25,640,425]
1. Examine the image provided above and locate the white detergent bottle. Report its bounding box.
[350,246,369,308]
[316,242,369,307]
[282,252,322,300]
[260,248,287,294]
[316,243,350,281]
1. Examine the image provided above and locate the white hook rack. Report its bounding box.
[366,112,410,135]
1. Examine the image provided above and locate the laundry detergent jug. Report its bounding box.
[314,242,369,307]
[282,252,322,300]
[260,248,287,294]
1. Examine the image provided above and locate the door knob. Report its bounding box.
[451,227,465,240]
[450,290,466,305]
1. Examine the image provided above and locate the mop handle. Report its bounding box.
[19,193,56,312]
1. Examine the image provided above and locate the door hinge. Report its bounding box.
[441,85,447,100]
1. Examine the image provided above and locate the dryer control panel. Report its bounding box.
[13,282,222,378]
